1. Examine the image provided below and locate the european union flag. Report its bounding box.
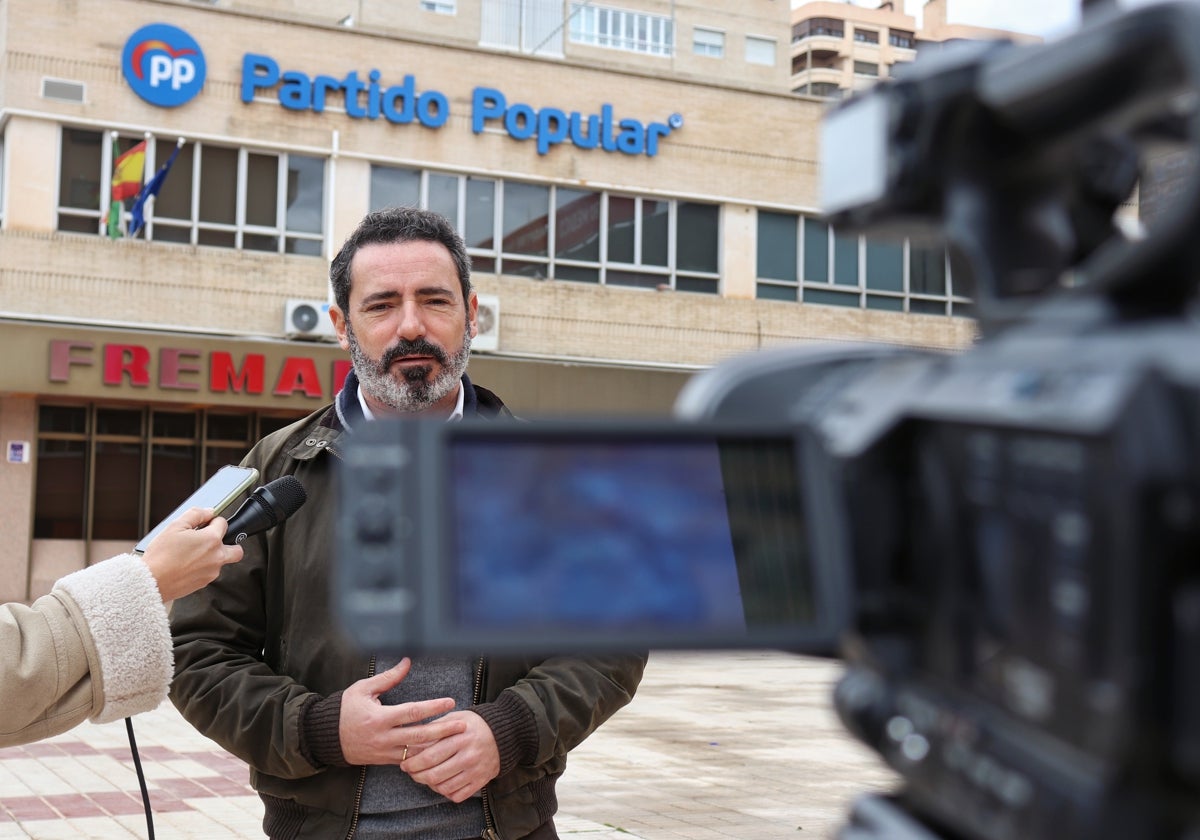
[130,141,184,238]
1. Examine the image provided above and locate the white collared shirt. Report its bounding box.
[356,382,465,423]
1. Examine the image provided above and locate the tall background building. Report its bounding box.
[0,0,977,598]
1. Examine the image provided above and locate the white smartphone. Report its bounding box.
[134,465,259,554]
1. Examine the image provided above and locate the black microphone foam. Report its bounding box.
[222,475,308,544]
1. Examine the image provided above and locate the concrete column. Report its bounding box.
[0,396,36,602]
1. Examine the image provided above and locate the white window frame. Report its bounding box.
[693,27,725,58]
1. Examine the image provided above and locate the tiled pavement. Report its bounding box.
[0,651,898,839]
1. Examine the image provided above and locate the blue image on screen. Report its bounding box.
[450,440,748,634]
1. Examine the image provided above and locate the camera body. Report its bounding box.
[336,3,1200,837]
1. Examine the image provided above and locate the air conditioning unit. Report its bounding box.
[474,293,500,352]
[284,299,337,340]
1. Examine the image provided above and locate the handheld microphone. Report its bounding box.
[222,475,308,545]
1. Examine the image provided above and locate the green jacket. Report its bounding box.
[170,374,646,840]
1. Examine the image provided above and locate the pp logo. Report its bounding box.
[121,23,206,108]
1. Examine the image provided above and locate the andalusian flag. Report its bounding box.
[108,137,146,239]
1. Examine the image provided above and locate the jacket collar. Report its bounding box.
[333,367,479,433]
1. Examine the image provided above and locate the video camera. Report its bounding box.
[335,3,1200,838]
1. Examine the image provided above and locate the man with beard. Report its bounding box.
[169,207,646,840]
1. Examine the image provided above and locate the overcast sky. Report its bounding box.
[905,0,1081,37]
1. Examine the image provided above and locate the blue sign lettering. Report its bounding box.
[470,87,678,156]
[235,52,680,156]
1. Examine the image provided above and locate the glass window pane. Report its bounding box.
[866,294,904,311]
[865,238,904,291]
[245,152,279,227]
[758,211,798,283]
[149,443,198,532]
[286,155,324,234]
[803,218,829,282]
[152,411,195,439]
[555,188,600,262]
[153,224,190,244]
[641,200,669,267]
[93,441,142,539]
[502,182,550,256]
[244,233,279,252]
[465,177,497,250]
[59,128,103,211]
[757,283,798,301]
[152,140,194,222]
[910,245,947,295]
[677,276,718,294]
[371,165,420,211]
[198,229,236,248]
[96,408,141,436]
[556,264,600,284]
[428,173,459,225]
[909,298,947,315]
[198,145,238,224]
[206,445,249,479]
[607,196,636,263]
[34,439,86,539]
[805,287,860,307]
[208,413,250,441]
[286,237,322,256]
[677,202,718,273]
[503,259,550,279]
[834,231,859,286]
[39,405,87,434]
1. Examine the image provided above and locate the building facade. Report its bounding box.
[790,0,1041,99]
[0,0,974,600]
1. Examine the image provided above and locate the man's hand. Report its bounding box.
[339,659,468,766]
[400,710,501,802]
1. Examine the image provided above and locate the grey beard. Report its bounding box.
[347,326,471,413]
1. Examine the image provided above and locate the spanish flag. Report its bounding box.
[108,138,146,239]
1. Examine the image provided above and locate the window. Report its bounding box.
[693,27,725,58]
[33,405,305,541]
[745,36,776,67]
[369,165,720,292]
[420,0,455,12]
[0,131,5,225]
[481,0,564,57]
[854,28,879,44]
[56,128,325,255]
[569,3,674,57]
[755,212,968,315]
[889,30,915,49]
[793,18,843,42]
[854,61,879,77]
[795,81,842,99]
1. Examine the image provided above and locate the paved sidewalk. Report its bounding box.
[0,651,897,839]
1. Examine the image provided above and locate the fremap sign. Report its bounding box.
[121,24,683,157]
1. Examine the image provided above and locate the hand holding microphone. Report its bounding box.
[140,475,307,601]
[222,475,309,545]
[140,507,244,603]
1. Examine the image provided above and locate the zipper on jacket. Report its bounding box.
[473,657,501,840]
[344,655,377,839]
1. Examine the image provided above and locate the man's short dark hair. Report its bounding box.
[329,206,472,314]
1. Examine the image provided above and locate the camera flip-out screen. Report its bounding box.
[336,420,848,655]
